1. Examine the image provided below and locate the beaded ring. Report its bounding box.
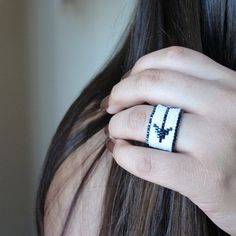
[145,104,183,152]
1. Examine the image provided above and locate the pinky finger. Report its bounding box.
[109,138,201,199]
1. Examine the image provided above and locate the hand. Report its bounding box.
[100,46,236,235]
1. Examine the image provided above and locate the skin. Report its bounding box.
[100,46,236,235]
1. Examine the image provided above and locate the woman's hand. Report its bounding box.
[100,46,236,235]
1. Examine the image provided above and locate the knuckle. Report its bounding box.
[135,69,161,95]
[165,46,186,60]
[214,173,226,190]
[208,169,229,210]
[109,114,118,135]
[221,86,236,102]
[128,107,147,130]
[136,154,153,176]
[212,165,230,190]
[134,55,147,69]
[110,84,120,103]
[214,82,233,99]
[198,162,228,198]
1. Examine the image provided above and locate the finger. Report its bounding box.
[108,105,205,155]
[107,68,218,115]
[130,46,234,82]
[110,138,201,199]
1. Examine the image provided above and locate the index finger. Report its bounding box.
[130,46,233,81]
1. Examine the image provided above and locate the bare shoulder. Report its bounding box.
[44,129,112,236]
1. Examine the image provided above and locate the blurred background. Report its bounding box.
[0,0,134,235]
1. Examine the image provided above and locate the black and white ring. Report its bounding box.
[145,104,183,152]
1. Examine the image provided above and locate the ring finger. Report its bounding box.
[108,104,208,155]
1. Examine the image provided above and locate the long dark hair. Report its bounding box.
[36,0,235,235]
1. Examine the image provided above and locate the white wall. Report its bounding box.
[0,0,135,235]
[27,0,135,175]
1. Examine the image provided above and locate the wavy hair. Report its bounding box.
[36,0,235,235]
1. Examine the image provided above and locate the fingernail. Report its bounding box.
[121,69,131,80]
[100,95,109,110]
[104,125,109,136]
[105,138,115,153]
